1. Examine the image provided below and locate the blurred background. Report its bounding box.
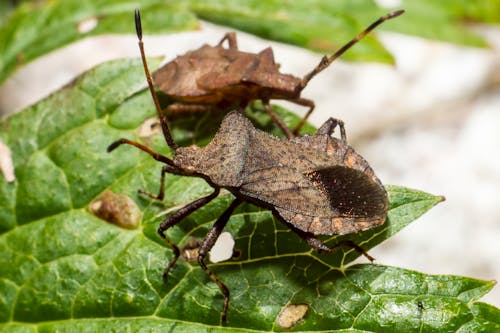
[1,0,499,307]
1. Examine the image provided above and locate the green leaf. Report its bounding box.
[1,58,498,332]
[3,1,498,86]
[0,0,22,22]
[0,0,398,86]
[185,0,395,63]
[375,0,492,48]
[184,0,500,63]
[0,0,198,84]
[402,0,500,25]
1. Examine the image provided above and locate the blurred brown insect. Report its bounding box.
[152,10,404,138]
[107,9,395,322]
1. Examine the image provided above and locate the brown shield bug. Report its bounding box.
[107,9,391,322]
[152,10,404,138]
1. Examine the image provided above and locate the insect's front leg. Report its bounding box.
[138,164,198,200]
[158,188,221,280]
[139,165,170,200]
[198,198,243,323]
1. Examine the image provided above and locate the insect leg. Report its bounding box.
[316,117,346,142]
[302,232,373,262]
[300,10,404,89]
[273,212,373,260]
[158,188,221,280]
[198,198,243,322]
[107,138,175,166]
[167,103,217,115]
[218,32,238,49]
[289,97,315,135]
[138,165,171,200]
[273,214,330,252]
[328,240,375,262]
[262,101,294,139]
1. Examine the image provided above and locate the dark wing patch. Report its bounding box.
[239,163,388,236]
[305,166,387,218]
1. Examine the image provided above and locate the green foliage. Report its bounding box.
[2,0,499,84]
[377,0,496,48]
[0,0,198,84]
[1,1,500,331]
[185,0,394,63]
[0,58,499,332]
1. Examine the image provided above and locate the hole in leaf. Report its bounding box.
[209,231,235,263]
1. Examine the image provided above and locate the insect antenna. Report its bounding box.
[300,9,405,89]
[135,9,178,150]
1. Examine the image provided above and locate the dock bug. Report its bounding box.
[107,9,391,322]
[152,10,404,138]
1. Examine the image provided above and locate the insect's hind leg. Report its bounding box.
[289,97,315,136]
[328,240,374,262]
[262,101,294,139]
[273,212,373,261]
[218,32,238,49]
[316,117,346,142]
[158,188,220,280]
[198,198,243,322]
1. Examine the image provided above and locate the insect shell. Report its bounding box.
[152,36,300,108]
[108,109,388,322]
[174,111,388,236]
[152,9,405,138]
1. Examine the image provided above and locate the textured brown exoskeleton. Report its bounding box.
[152,10,404,138]
[108,9,390,323]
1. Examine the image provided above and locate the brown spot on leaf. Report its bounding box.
[138,117,162,138]
[137,117,162,147]
[89,190,141,229]
[277,303,309,329]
